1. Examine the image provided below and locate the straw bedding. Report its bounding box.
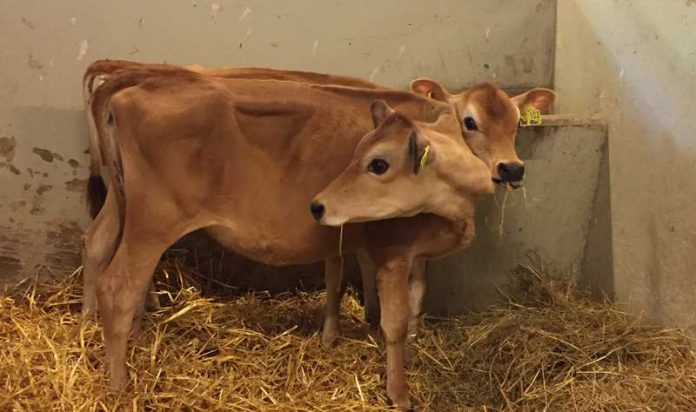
[1,258,695,411]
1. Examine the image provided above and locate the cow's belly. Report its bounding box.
[204,222,361,266]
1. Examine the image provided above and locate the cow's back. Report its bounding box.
[107,75,373,264]
[193,66,385,90]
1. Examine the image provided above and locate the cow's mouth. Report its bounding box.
[493,178,524,189]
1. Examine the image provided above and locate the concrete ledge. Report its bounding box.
[524,114,607,127]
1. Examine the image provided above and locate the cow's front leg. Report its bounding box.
[376,258,412,410]
[322,255,344,348]
[356,250,381,326]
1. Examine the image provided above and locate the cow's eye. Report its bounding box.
[367,158,390,175]
[463,116,478,131]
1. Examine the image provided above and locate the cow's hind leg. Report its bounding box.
[97,234,169,390]
[82,185,120,319]
[131,281,160,338]
[322,256,343,348]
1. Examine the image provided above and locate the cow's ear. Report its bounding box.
[408,130,434,175]
[410,78,451,102]
[511,88,555,113]
[370,99,396,127]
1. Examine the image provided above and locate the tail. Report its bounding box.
[83,61,113,218]
[90,72,131,224]
[83,60,194,217]
[86,175,107,218]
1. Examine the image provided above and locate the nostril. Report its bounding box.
[310,201,325,221]
[497,163,525,182]
[497,163,510,180]
[516,165,525,180]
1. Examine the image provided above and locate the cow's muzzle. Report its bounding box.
[495,162,525,188]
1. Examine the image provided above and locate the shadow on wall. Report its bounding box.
[557,1,696,336]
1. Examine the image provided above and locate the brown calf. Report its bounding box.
[411,78,554,187]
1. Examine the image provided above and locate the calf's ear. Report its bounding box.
[511,88,555,113]
[370,99,396,127]
[410,78,451,102]
[408,131,434,175]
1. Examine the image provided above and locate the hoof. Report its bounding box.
[387,379,412,411]
[108,367,129,392]
[321,319,340,349]
[387,393,414,411]
[321,331,338,349]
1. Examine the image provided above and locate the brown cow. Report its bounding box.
[81,60,554,355]
[81,61,388,330]
[84,66,493,408]
[82,60,383,196]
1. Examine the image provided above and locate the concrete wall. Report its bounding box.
[426,118,608,313]
[555,0,696,336]
[0,0,556,283]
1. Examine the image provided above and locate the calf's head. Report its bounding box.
[410,79,554,188]
[311,100,493,226]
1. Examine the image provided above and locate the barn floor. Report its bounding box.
[1,260,695,411]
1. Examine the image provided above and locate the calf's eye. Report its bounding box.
[367,158,390,175]
[463,116,478,131]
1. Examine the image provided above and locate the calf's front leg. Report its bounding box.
[376,258,412,410]
[405,258,426,363]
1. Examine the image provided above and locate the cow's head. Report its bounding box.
[310,100,493,226]
[410,79,554,188]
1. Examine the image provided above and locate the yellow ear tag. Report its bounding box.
[418,145,431,171]
[426,91,433,99]
[520,104,542,127]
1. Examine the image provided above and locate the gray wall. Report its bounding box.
[555,0,696,336]
[0,0,556,282]
[427,118,609,313]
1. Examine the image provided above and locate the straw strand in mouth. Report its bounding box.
[337,224,345,293]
